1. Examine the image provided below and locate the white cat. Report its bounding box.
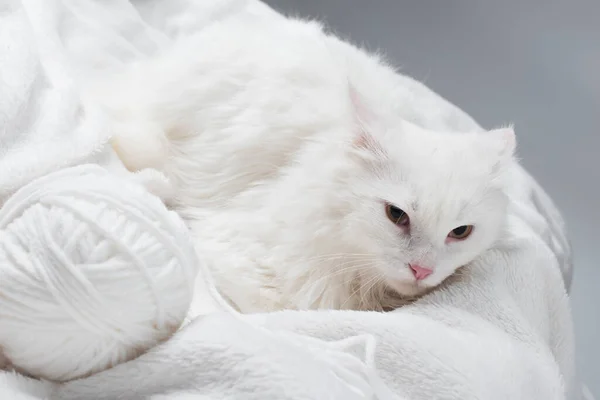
[91,16,516,312]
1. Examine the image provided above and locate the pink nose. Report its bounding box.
[409,264,433,280]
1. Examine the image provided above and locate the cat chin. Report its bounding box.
[384,277,432,298]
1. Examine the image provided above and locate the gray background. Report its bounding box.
[265,0,599,394]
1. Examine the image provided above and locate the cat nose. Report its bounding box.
[409,264,433,280]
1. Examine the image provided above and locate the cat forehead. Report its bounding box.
[381,163,492,207]
[394,127,482,154]
[372,141,498,216]
[388,140,491,178]
[357,121,509,209]
[376,126,498,173]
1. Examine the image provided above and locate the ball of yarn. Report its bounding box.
[0,165,199,382]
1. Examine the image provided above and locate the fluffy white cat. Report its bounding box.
[91,16,516,312]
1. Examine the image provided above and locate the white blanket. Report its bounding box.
[0,0,590,399]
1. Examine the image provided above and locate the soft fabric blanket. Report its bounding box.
[0,0,591,399]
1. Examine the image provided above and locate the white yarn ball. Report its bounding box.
[0,165,199,382]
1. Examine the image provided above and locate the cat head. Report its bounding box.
[338,90,516,298]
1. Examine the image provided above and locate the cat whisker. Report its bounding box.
[293,263,375,308]
[308,261,377,286]
[300,261,379,305]
[341,271,383,310]
[361,274,386,310]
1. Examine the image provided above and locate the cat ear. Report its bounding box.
[349,84,374,126]
[487,126,516,159]
[348,84,383,155]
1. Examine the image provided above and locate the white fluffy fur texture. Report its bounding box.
[93,13,518,313]
[0,0,584,399]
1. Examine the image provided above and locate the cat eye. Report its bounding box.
[385,204,409,226]
[448,225,474,240]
